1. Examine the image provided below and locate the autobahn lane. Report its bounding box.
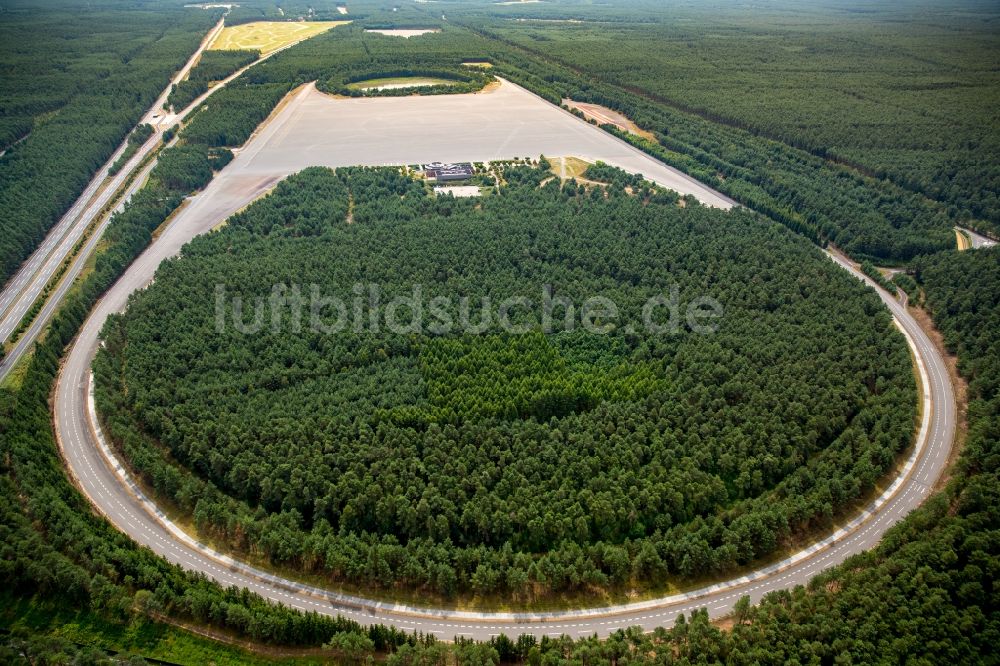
[0,17,314,381]
[0,130,161,346]
[0,153,161,382]
[0,18,224,350]
[53,187,955,640]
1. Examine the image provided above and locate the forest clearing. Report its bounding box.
[209,20,348,54]
[209,79,733,208]
[563,99,657,141]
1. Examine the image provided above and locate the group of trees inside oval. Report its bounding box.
[94,164,916,601]
[327,68,493,97]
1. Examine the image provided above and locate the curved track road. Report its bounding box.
[55,218,954,639]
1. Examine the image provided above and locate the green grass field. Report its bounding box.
[549,155,593,181]
[345,76,452,91]
[209,21,348,56]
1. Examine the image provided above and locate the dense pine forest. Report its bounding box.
[0,0,220,287]
[2,0,998,662]
[93,165,915,598]
[477,3,1000,232]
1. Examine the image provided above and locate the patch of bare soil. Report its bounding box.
[476,79,502,94]
[563,99,657,141]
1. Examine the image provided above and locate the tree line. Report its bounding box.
[2,3,995,660]
[165,49,260,112]
[4,212,996,664]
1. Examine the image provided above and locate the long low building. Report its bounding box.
[424,161,474,181]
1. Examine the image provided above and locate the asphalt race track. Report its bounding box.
[32,60,954,641]
[51,170,955,639]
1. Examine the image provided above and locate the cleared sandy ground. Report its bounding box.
[433,185,482,197]
[365,28,440,38]
[564,99,657,141]
[224,78,734,209]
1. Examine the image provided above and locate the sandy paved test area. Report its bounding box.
[227,79,735,209]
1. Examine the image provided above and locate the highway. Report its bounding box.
[0,17,224,348]
[0,17,325,380]
[51,199,955,639]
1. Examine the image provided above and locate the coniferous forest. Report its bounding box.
[2,0,999,663]
[93,165,916,598]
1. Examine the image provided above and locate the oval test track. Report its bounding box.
[53,170,955,640]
